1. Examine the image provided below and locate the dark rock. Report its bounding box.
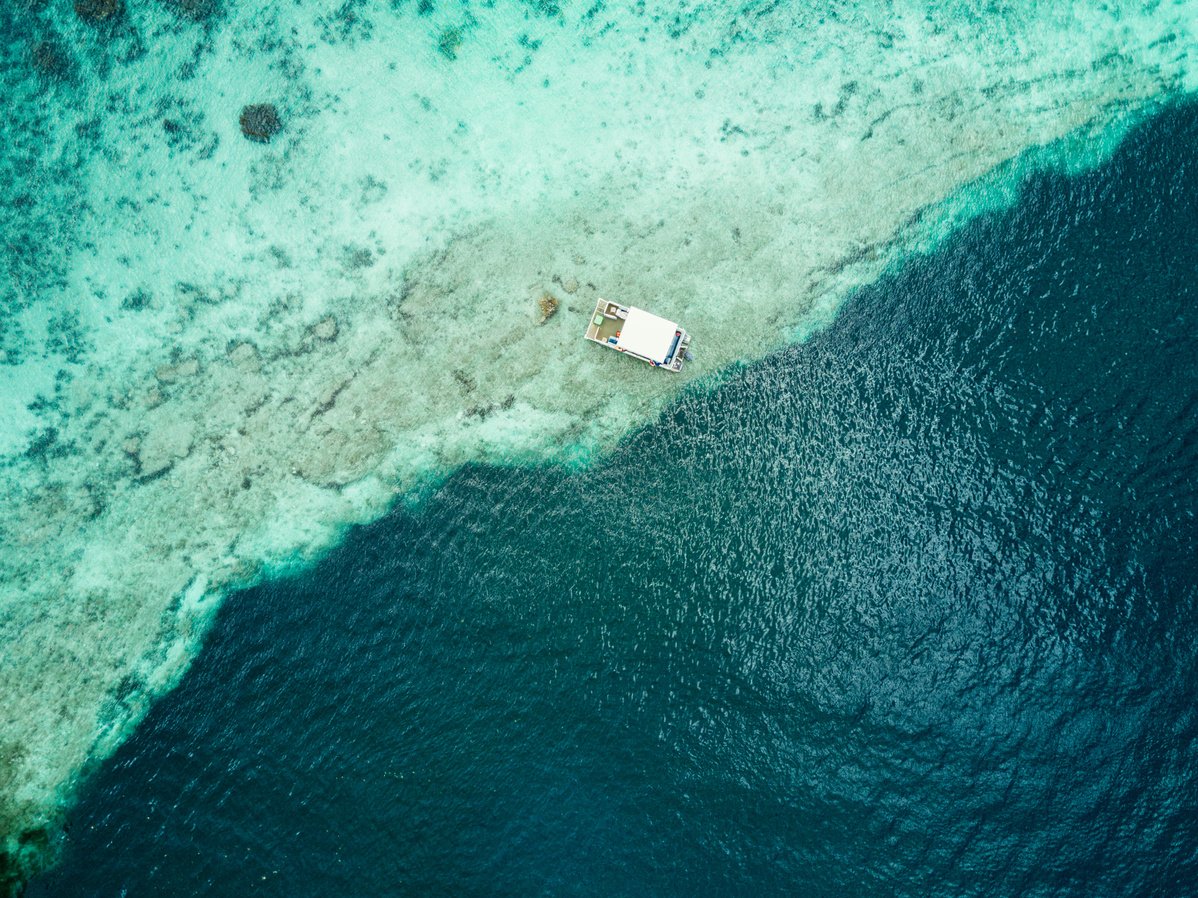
[437,27,464,60]
[1,826,56,898]
[121,288,152,311]
[161,118,204,152]
[74,0,121,23]
[25,428,59,460]
[344,246,374,270]
[239,103,282,143]
[31,40,70,79]
[268,246,293,268]
[164,0,219,20]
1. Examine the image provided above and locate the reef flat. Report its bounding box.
[1,0,1195,885]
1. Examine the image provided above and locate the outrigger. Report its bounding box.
[584,297,692,372]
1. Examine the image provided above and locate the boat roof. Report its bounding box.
[617,307,678,363]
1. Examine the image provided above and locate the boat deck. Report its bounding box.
[584,297,691,372]
[585,299,628,344]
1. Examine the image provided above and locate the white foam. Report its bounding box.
[1,0,1195,879]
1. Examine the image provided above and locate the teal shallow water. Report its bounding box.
[25,103,1198,896]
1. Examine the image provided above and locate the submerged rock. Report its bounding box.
[311,315,339,342]
[136,419,194,478]
[228,341,261,371]
[121,288,152,311]
[30,40,70,79]
[0,827,56,898]
[73,0,121,23]
[437,27,464,60]
[537,292,559,323]
[239,104,282,143]
[154,358,200,384]
[165,0,220,20]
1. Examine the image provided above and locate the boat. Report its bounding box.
[584,297,692,372]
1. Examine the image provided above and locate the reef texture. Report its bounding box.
[239,103,281,143]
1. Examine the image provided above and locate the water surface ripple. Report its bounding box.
[31,104,1198,898]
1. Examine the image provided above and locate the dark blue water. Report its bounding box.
[31,104,1198,897]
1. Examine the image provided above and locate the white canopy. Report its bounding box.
[616,307,678,363]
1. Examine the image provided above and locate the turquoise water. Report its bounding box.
[24,101,1198,896]
[2,0,1198,890]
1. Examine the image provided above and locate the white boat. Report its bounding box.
[584,297,692,372]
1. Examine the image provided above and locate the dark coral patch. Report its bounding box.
[30,39,71,79]
[74,0,121,23]
[239,104,282,143]
[164,0,220,20]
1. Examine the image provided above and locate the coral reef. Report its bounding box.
[73,0,121,24]
[239,103,282,143]
[30,40,70,80]
[164,0,220,21]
